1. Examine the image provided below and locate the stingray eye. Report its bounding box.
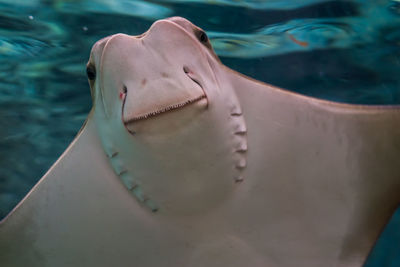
[198,31,208,43]
[86,65,96,81]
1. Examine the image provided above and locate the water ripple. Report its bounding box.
[55,0,172,20]
[160,0,346,10]
[211,18,354,58]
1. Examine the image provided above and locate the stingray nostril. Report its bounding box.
[120,85,127,100]
[183,66,190,74]
[183,66,203,89]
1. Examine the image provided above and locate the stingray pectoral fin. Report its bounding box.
[224,66,400,265]
[0,114,158,266]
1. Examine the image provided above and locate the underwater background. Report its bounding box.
[0,0,399,265]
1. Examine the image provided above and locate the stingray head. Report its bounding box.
[87,17,220,133]
[86,18,245,215]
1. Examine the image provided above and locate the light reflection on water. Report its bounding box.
[0,0,399,264]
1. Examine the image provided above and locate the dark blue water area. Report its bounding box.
[0,0,399,265]
[366,208,400,267]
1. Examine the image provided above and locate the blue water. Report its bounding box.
[0,0,399,265]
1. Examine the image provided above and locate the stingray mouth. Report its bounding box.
[122,66,208,125]
[125,94,207,122]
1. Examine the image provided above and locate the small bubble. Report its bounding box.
[82,26,88,31]
[28,15,34,20]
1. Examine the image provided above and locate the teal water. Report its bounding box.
[0,0,399,265]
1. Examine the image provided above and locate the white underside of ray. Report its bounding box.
[1,17,400,267]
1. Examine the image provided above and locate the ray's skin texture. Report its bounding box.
[1,17,400,267]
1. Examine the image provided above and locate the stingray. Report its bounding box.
[1,17,400,267]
